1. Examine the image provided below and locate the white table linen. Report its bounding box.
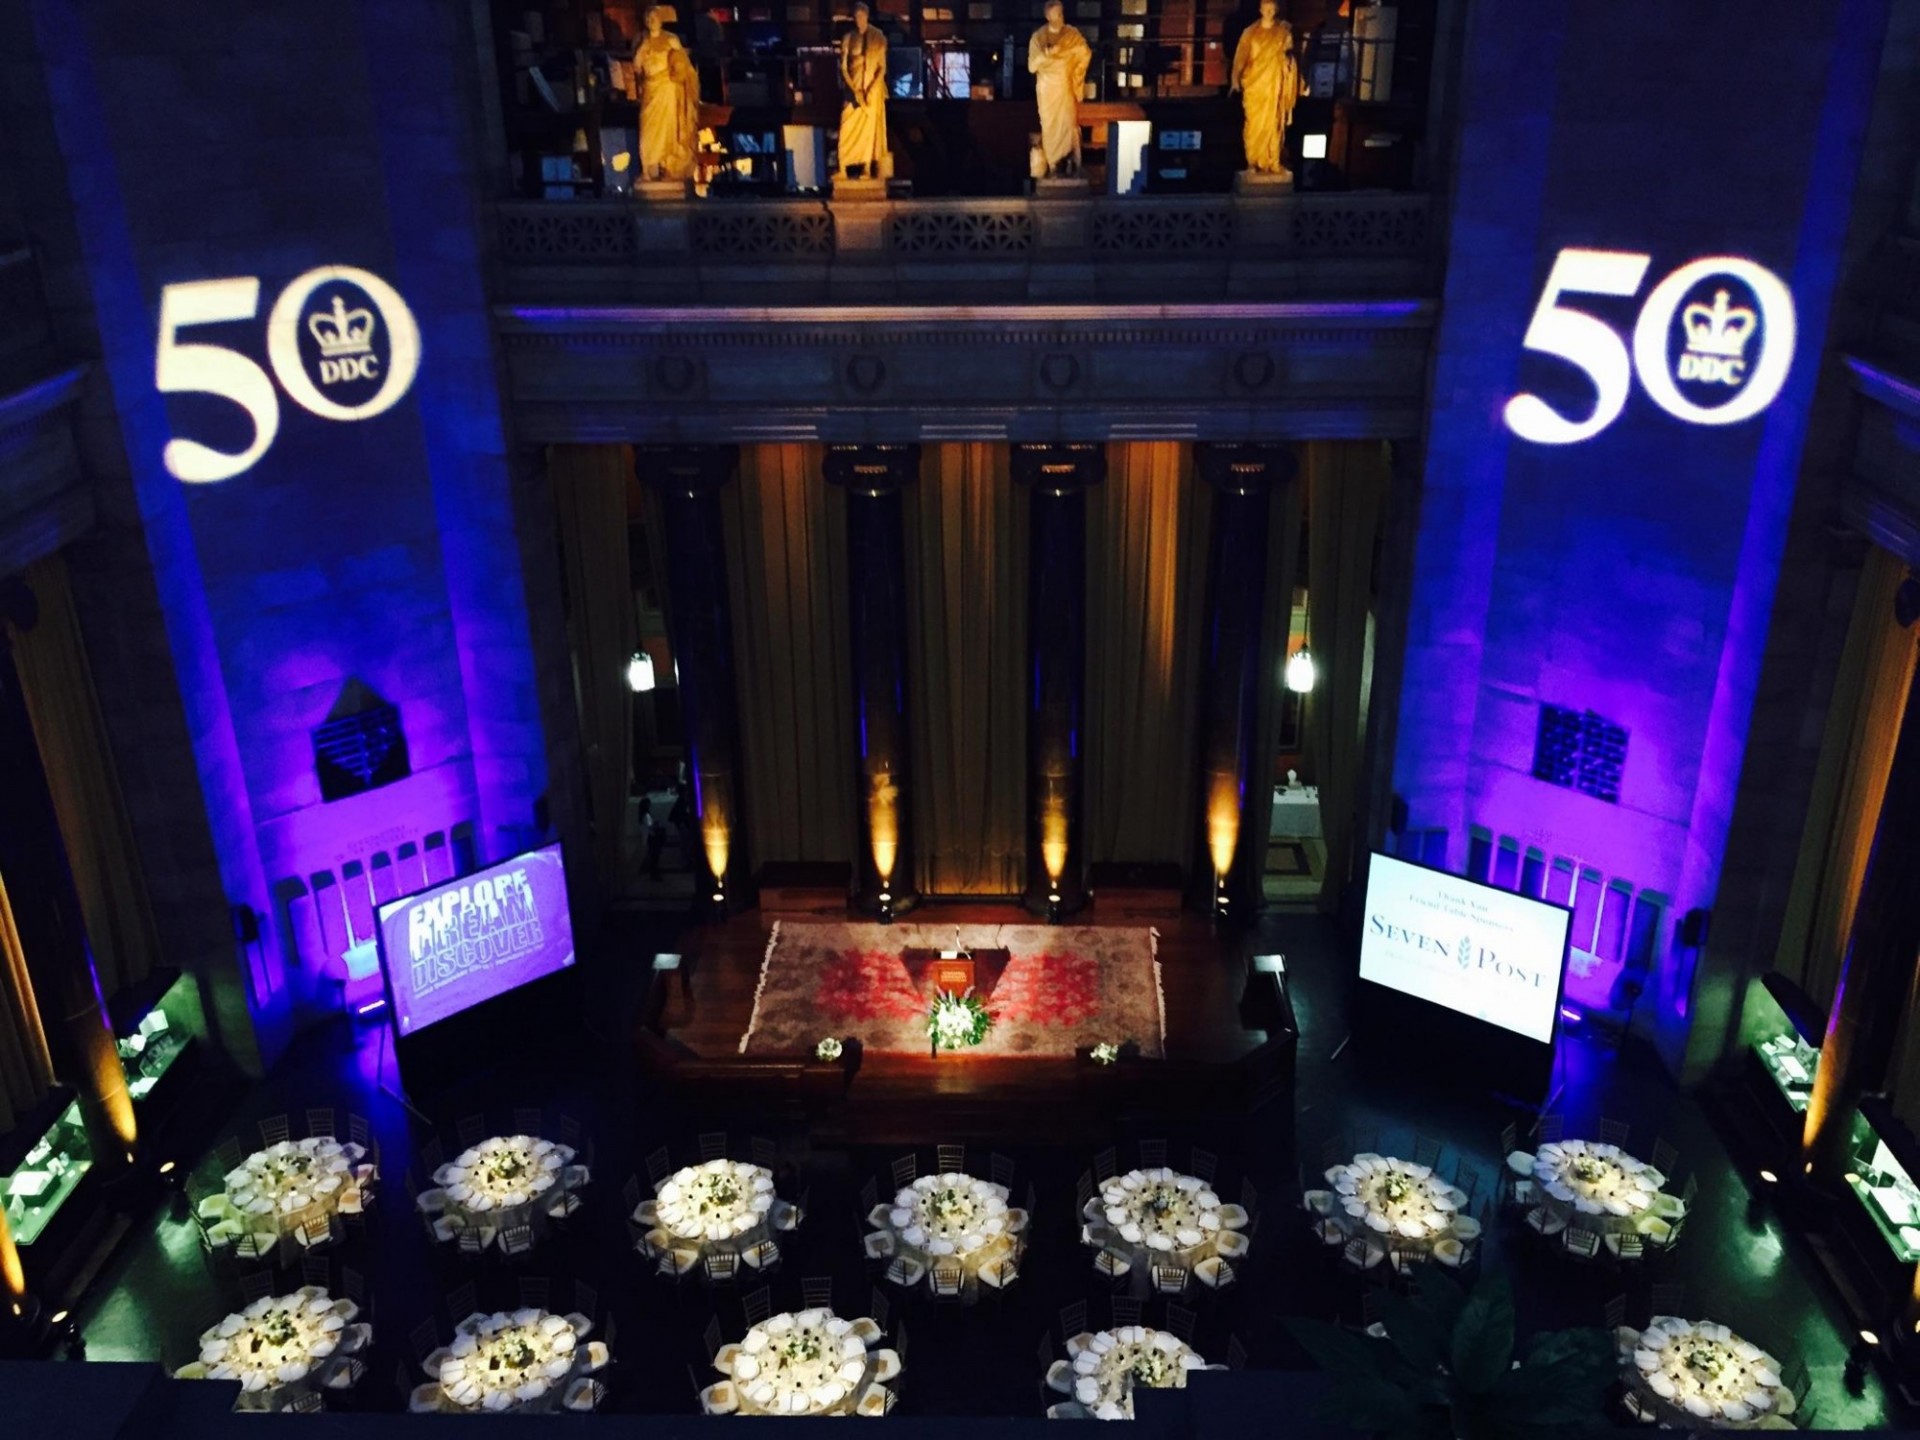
[1082,1168,1245,1295]
[644,1159,776,1266]
[1324,1154,1469,1260]
[1056,1326,1209,1419]
[205,1138,371,1247]
[431,1309,602,1414]
[1533,1139,1664,1234]
[713,1309,894,1416]
[1621,1318,1792,1430]
[868,1172,1021,1301]
[433,1135,580,1249]
[181,1288,367,1410]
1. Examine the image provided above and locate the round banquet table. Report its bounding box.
[1623,1318,1794,1429]
[704,1308,899,1416]
[432,1135,584,1250]
[1081,1167,1248,1294]
[1046,1326,1212,1420]
[865,1172,1023,1301]
[203,1138,372,1251]
[639,1159,780,1273]
[429,1308,606,1414]
[1325,1154,1472,1265]
[1533,1139,1665,1233]
[179,1287,369,1411]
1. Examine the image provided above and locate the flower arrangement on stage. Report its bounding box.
[1090,1042,1119,1065]
[815,1037,844,1061]
[927,990,993,1052]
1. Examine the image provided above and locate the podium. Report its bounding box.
[902,948,1011,1000]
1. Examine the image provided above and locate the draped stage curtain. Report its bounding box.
[906,444,1027,894]
[1774,547,1910,1023]
[0,873,54,1135]
[549,444,635,896]
[1085,443,1210,865]
[5,554,161,998]
[1302,441,1389,913]
[722,444,856,867]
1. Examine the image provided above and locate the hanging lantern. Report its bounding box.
[626,651,657,693]
[1285,647,1317,694]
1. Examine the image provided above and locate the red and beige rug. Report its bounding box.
[737,921,1165,1058]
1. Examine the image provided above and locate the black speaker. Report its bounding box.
[1680,907,1710,948]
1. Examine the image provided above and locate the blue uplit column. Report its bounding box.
[642,447,745,914]
[1013,444,1104,917]
[1191,444,1294,920]
[1802,630,1920,1186]
[825,445,921,918]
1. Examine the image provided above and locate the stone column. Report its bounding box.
[1013,444,1104,916]
[1190,444,1294,919]
[641,447,746,914]
[1802,629,1920,1185]
[826,445,921,917]
[0,640,135,1174]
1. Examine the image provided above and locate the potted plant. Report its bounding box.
[1282,1269,1615,1440]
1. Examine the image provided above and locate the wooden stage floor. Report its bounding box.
[646,903,1271,1144]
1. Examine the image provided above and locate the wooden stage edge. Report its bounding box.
[633,903,1298,1146]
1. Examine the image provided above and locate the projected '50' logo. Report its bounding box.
[155,265,421,483]
[1503,249,1795,446]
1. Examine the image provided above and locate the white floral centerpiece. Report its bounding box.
[1090,1042,1119,1065]
[922,1185,979,1236]
[928,990,993,1052]
[1378,1173,1412,1204]
[1571,1155,1606,1183]
[815,1037,843,1061]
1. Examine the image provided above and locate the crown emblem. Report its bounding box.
[1681,289,1756,359]
[307,294,376,358]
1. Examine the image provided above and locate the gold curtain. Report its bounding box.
[906,444,1027,894]
[5,554,160,998]
[1085,443,1209,865]
[549,444,635,895]
[0,874,55,1135]
[1302,442,1389,913]
[1776,547,1911,1019]
[721,444,856,866]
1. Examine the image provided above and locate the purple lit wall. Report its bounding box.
[1395,0,1889,1073]
[24,0,550,1060]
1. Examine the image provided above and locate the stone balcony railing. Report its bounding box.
[491,190,1436,305]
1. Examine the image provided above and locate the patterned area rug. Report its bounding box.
[738,922,1164,1058]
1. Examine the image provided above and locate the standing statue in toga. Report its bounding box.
[1230,0,1306,177]
[635,5,700,182]
[1028,0,1092,178]
[837,1,891,179]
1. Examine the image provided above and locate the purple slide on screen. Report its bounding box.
[377,843,575,1035]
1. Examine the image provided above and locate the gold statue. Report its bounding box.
[1230,1,1306,177]
[1028,0,1092,178]
[837,1,891,179]
[634,5,699,182]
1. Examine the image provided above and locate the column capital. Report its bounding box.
[824,444,922,496]
[1195,442,1296,496]
[1011,443,1106,496]
[637,444,739,497]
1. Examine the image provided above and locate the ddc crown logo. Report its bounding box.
[1676,288,1757,387]
[155,263,421,484]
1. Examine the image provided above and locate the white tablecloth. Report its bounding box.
[1082,1168,1246,1293]
[867,1172,1022,1301]
[1270,785,1322,838]
[433,1136,581,1248]
[1533,1139,1664,1234]
[432,1309,602,1414]
[207,1138,371,1245]
[1049,1327,1209,1419]
[1326,1154,1469,1259]
[647,1159,775,1257]
[1624,1318,1792,1429]
[180,1288,367,1410]
[711,1309,894,1416]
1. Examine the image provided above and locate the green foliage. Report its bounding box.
[1282,1269,1615,1440]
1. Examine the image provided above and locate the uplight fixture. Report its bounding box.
[1285,647,1317,694]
